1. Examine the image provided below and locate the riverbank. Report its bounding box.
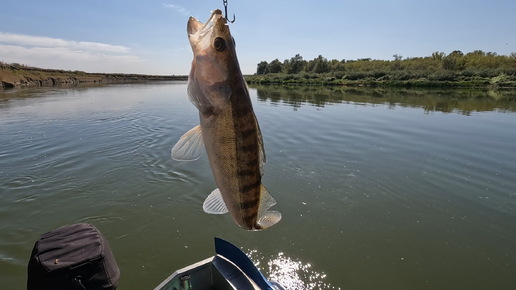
[251,51,516,89]
[3,62,515,90]
[244,73,516,89]
[0,63,187,89]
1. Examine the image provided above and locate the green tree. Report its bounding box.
[268,59,283,73]
[286,54,306,74]
[392,54,403,70]
[442,50,465,70]
[432,51,445,61]
[314,55,330,73]
[256,61,268,75]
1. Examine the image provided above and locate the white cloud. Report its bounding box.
[0,32,129,54]
[0,32,152,73]
[163,3,190,16]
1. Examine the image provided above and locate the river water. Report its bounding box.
[1,82,515,289]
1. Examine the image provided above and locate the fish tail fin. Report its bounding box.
[257,210,282,229]
[257,185,282,229]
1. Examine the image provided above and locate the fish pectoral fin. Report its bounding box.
[203,188,229,214]
[256,185,282,229]
[171,125,204,161]
[257,211,282,229]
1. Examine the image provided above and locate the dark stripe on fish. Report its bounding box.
[243,213,259,228]
[231,100,253,118]
[238,169,256,177]
[240,128,256,140]
[243,157,258,167]
[240,144,257,152]
[240,179,261,194]
[241,197,260,210]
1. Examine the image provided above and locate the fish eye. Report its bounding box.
[214,37,226,52]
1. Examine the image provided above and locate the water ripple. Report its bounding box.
[2,84,516,290]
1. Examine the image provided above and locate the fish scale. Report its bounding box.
[205,92,262,228]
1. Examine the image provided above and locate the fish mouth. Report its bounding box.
[187,9,225,40]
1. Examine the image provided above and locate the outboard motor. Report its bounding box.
[27,223,120,290]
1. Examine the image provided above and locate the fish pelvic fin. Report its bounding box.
[171,125,204,161]
[256,185,282,229]
[203,188,229,214]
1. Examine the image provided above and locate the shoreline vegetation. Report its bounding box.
[2,50,516,89]
[247,50,516,89]
[0,61,187,89]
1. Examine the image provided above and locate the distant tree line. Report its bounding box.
[251,50,516,87]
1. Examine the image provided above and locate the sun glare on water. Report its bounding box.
[247,250,341,290]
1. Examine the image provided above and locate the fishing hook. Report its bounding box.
[223,0,236,23]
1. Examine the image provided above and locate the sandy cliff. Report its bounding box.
[0,63,187,89]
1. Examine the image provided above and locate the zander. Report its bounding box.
[172,9,281,230]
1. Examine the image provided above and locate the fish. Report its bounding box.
[171,9,281,231]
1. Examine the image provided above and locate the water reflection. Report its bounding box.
[247,250,340,290]
[252,85,516,114]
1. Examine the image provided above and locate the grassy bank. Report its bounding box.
[245,72,516,89]
[0,62,187,89]
[251,50,516,89]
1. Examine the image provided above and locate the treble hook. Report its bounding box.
[223,0,236,23]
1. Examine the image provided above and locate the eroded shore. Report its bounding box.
[0,63,187,89]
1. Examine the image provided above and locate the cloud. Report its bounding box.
[0,32,150,73]
[0,32,129,54]
[163,3,190,16]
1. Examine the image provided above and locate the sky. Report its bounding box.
[1,0,515,75]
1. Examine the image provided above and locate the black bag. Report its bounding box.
[27,223,120,290]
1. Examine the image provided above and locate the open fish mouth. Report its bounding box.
[187,9,225,46]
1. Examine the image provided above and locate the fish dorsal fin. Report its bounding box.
[203,188,229,214]
[171,125,204,161]
[256,185,282,229]
[256,118,266,176]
